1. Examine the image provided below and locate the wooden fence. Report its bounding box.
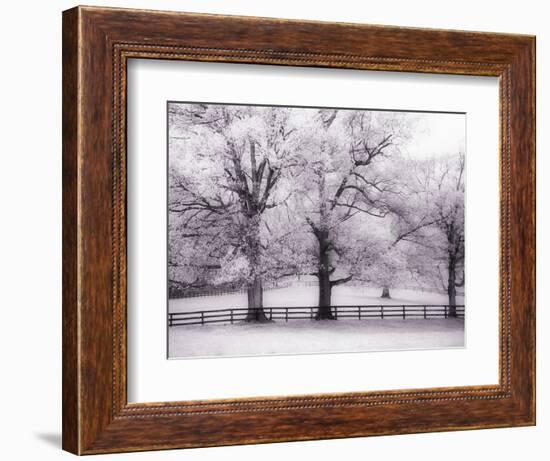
[174,280,319,299]
[173,282,464,300]
[168,304,465,326]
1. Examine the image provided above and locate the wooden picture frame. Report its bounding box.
[62,5,535,455]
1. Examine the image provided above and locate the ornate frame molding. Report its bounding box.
[63,6,535,454]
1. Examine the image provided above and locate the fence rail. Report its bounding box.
[168,304,465,326]
[174,280,320,299]
[173,283,464,299]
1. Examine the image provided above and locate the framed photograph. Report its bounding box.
[62,5,535,455]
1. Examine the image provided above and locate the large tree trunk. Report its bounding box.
[380,286,391,298]
[447,256,457,318]
[317,269,334,320]
[245,276,268,322]
[244,216,268,322]
[316,229,335,320]
[445,221,459,318]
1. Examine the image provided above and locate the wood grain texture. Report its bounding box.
[62,5,536,455]
[62,7,80,454]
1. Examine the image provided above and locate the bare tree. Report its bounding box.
[169,104,301,321]
[300,110,404,319]
[389,154,465,315]
[434,153,465,315]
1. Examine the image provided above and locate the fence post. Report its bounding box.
[402,305,405,319]
[424,305,427,319]
[444,306,448,318]
[201,311,204,325]
[358,306,361,320]
[286,307,288,322]
[334,306,338,320]
[270,307,272,321]
[381,306,384,319]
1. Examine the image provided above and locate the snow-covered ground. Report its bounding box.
[169,286,464,313]
[168,318,465,358]
[168,286,465,359]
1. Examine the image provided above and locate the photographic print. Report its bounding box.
[167,102,465,359]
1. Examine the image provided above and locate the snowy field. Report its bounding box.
[169,286,464,313]
[169,318,464,358]
[168,286,465,359]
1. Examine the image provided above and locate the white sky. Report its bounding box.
[399,111,465,160]
[169,103,466,162]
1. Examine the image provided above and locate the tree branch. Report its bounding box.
[330,275,353,286]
